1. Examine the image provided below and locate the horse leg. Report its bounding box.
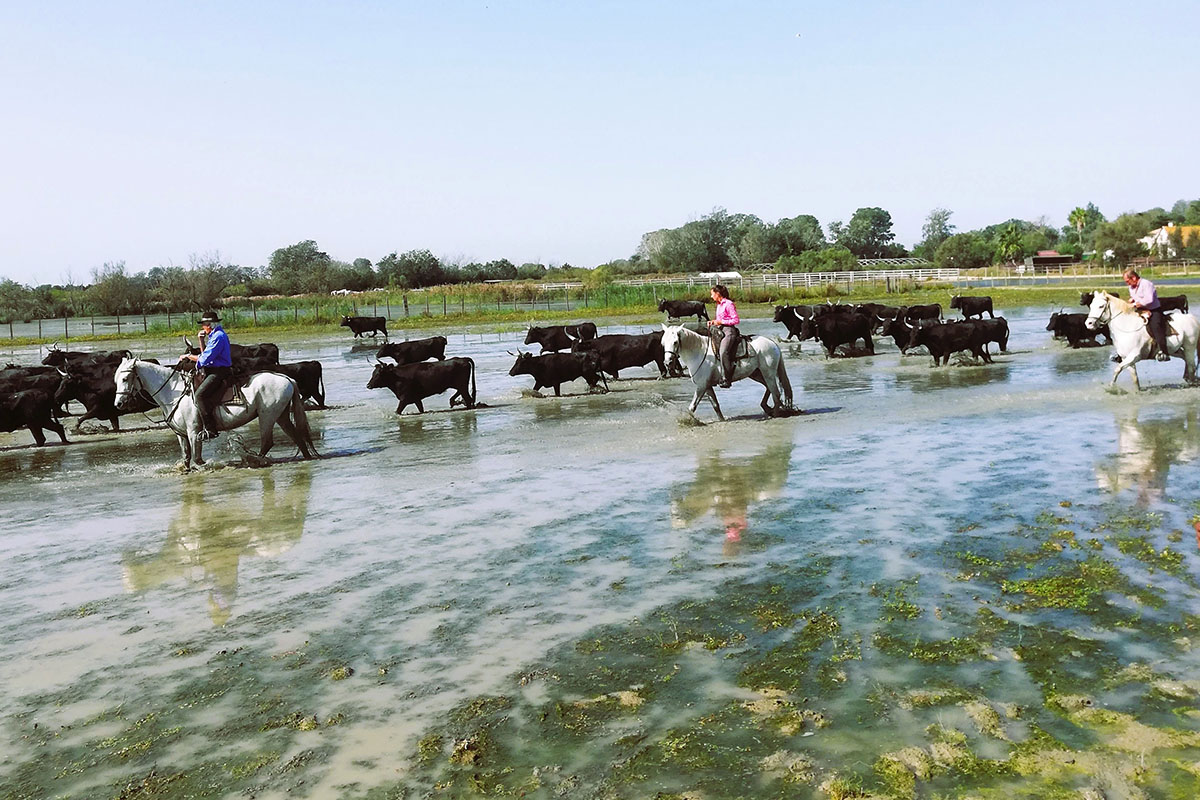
[259,419,275,457]
[707,387,725,421]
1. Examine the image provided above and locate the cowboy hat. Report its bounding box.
[198,311,222,324]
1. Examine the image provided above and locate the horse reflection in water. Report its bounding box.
[122,466,312,625]
[1095,408,1200,507]
[670,436,793,556]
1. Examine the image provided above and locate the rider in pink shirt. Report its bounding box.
[706,284,740,387]
[1124,268,1171,361]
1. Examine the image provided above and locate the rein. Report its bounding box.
[1091,295,1147,335]
[123,362,190,434]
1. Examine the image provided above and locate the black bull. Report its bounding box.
[657,299,709,321]
[909,321,992,366]
[949,295,994,319]
[0,389,68,446]
[572,332,670,378]
[1080,291,1189,313]
[340,315,389,339]
[376,336,448,364]
[798,313,874,358]
[508,351,607,396]
[523,324,599,353]
[366,357,476,414]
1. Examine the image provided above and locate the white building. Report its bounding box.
[1139,223,1200,257]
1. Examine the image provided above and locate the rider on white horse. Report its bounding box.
[1124,268,1171,362]
[706,284,740,388]
[179,311,232,440]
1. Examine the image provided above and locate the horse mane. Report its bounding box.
[1099,290,1133,313]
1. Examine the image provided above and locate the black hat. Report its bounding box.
[199,311,221,324]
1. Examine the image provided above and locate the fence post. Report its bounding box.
[583,288,588,308]
[565,286,570,312]
[64,315,69,340]
[143,314,147,334]
[443,294,447,315]
[38,318,42,338]
[8,321,11,340]
[386,297,391,318]
[404,294,409,317]
[252,302,257,324]
[91,315,95,335]
[116,313,122,335]
[294,304,298,323]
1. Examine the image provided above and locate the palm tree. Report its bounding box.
[1068,206,1087,250]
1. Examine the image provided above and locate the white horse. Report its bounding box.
[1084,290,1200,390]
[114,358,319,469]
[661,324,794,421]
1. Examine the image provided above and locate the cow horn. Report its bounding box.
[56,367,68,376]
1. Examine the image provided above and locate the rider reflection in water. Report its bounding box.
[707,284,740,388]
[1124,268,1171,362]
[179,311,232,440]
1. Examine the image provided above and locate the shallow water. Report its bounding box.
[3,308,1200,798]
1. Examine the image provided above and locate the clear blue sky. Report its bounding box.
[2,1,1196,285]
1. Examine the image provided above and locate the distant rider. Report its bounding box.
[180,311,232,439]
[706,284,740,388]
[1124,268,1171,362]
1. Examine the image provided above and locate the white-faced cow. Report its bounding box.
[366,358,476,414]
[341,315,388,340]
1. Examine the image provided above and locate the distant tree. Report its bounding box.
[1094,214,1152,265]
[831,207,903,258]
[517,262,547,280]
[1185,201,1200,226]
[916,208,955,258]
[0,279,34,323]
[269,240,331,295]
[935,233,994,270]
[994,224,1023,265]
[482,259,518,281]
[1068,206,1088,250]
[88,261,148,315]
[641,208,738,273]
[377,249,444,288]
[583,264,615,289]
[776,247,857,273]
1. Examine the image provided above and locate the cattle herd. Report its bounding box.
[0,291,1177,450]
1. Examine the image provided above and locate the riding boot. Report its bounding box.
[200,413,220,440]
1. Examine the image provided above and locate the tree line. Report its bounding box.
[3,199,1200,323]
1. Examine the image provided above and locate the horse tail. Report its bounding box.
[467,357,477,407]
[290,382,318,458]
[776,353,794,409]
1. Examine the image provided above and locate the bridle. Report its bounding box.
[1088,293,1144,335]
[116,360,190,433]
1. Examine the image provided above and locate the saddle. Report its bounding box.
[190,373,249,407]
[709,329,752,360]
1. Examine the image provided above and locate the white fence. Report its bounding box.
[536,268,961,293]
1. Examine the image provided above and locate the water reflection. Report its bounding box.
[670,437,793,556]
[1095,409,1200,507]
[121,466,312,625]
[892,360,1014,393]
[0,445,67,474]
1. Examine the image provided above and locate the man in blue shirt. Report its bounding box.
[180,311,233,439]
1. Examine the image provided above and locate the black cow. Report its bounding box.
[949,295,995,319]
[366,358,476,414]
[0,389,68,446]
[523,324,598,353]
[951,317,1010,353]
[811,302,856,318]
[341,315,389,340]
[182,337,280,365]
[908,321,992,366]
[509,351,607,396]
[658,299,709,322]
[52,364,156,430]
[572,332,668,379]
[377,336,448,364]
[855,303,901,333]
[1081,291,1189,313]
[256,361,326,408]
[879,315,917,353]
[42,348,132,368]
[773,305,814,340]
[1047,312,1110,348]
[0,370,73,413]
[901,303,942,322]
[798,313,874,358]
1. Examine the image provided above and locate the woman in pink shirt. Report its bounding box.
[707,284,740,387]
